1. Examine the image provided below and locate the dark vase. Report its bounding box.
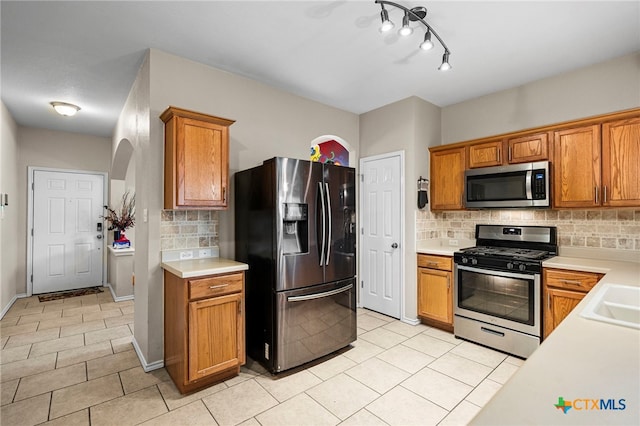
[114,230,121,241]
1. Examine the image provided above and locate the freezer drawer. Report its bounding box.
[273,279,356,372]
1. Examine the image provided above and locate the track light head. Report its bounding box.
[398,12,413,36]
[439,51,452,71]
[420,31,434,50]
[379,7,394,32]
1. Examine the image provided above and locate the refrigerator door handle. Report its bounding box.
[324,182,331,266]
[287,283,353,302]
[318,182,326,266]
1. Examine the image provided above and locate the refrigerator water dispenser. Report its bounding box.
[282,203,308,254]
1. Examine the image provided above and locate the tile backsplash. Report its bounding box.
[416,209,640,251]
[161,210,219,250]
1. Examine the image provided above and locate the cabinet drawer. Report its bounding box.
[189,273,243,300]
[417,254,452,271]
[543,268,603,292]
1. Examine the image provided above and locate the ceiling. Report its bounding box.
[2,1,639,138]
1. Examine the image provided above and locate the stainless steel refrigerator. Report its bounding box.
[235,157,357,373]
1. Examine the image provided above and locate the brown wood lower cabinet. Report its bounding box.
[417,254,453,331]
[543,268,603,339]
[164,270,245,394]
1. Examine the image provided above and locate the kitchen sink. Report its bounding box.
[581,283,640,329]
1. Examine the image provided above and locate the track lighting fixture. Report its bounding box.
[374,0,452,71]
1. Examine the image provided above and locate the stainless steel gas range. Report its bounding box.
[453,225,557,359]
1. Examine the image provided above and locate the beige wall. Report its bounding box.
[359,96,441,322]
[1,102,20,315]
[441,52,640,144]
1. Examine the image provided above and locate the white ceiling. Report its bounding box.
[2,1,639,137]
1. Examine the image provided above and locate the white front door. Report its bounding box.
[32,170,105,294]
[360,152,403,318]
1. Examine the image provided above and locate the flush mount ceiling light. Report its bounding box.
[50,101,81,117]
[375,0,452,71]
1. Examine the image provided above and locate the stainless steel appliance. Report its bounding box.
[235,157,357,373]
[464,161,550,209]
[453,225,557,358]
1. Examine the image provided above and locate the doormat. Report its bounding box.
[38,286,104,302]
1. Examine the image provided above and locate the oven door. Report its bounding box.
[454,264,540,336]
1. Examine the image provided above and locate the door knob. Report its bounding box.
[97,234,103,239]
[391,243,398,249]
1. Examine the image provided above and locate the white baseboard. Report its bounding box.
[0,293,27,320]
[105,283,134,302]
[132,336,164,372]
[402,317,421,326]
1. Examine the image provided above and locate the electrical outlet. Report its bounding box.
[199,249,212,258]
[449,239,459,246]
[179,251,194,260]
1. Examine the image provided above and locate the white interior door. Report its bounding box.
[360,153,402,318]
[32,170,105,294]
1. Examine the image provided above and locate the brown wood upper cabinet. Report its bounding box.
[467,132,549,168]
[429,147,466,211]
[553,116,640,208]
[161,106,235,209]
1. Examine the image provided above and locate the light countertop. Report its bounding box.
[161,257,248,278]
[416,239,475,256]
[471,254,640,425]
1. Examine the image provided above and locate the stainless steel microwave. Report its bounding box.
[464,161,550,209]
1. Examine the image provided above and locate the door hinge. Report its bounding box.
[360,228,364,235]
[360,174,364,183]
[361,280,364,288]
[30,274,33,283]
[32,182,34,190]
[31,228,34,236]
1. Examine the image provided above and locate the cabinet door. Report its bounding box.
[177,117,229,208]
[417,268,452,325]
[543,287,584,339]
[552,125,601,208]
[430,147,466,210]
[468,140,504,168]
[188,293,243,381]
[602,117,640,207]
[506,132,549,164]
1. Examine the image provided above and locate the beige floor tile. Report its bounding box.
[421,327,464,345]
[104,312,134,328]
[15,362,87,401]
[357,327,367,336]
[3,305,45,319]
[30,334,85,358]
[0,322,39,338]
[82,309,123,322]
[0,343,32,364]
[255,393,340,426]
[488,360,519,384]
[438,400,482,426]
[43,299,82,312]
[0,392,51,426]
[50,373,123,419]
[120,305,134,315]
[16,311,62,325]
[140,400,215,425]
[36,314,84,331]
[1,336,7,349]
[59,319,105,337]
[357,315,390,331]
[41,409,90,426]
[76,294,100,306]
[110,335,134,353]
[401,367,472,410]
[202,379,278,426]
[89,385,168,426]
[255,369,322,402]
[504,355,525,366]
[86,349,140,379]
[1,352,56,382]
[345,357,410,394]
[450,341,507,368]
[1,378,18,406]
[376,345,435,374]
[308,354,357,380]
[307,373,380,420]
[358,328,408,349]
[428,352,492,386]
[157,378,227,411]
[341,339,384,364]
[84,324,131,345]
[381,320,429,337]
[465,378,503,407]
[119,366,171,394]
[358,310,395,323]
[128,323,134,333]
[237,418,261,426]
[366,386,448,426]
[56,341,113,368]
[340,408,389,426]
[223,369,260,387]
[402,333,455,358]
[62,304,101,318]
[0,317,19,327]
[100,300,133,311]
[4,326,60,348]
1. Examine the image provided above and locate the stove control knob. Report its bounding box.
[507,262,514,270]
[471,258,478,265]
[519,264,527,272]
[462,257,469,264]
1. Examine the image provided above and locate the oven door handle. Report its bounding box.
[456,264,536,280]
[287,283,353,302]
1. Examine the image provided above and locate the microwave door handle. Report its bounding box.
[525,170,533,200]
